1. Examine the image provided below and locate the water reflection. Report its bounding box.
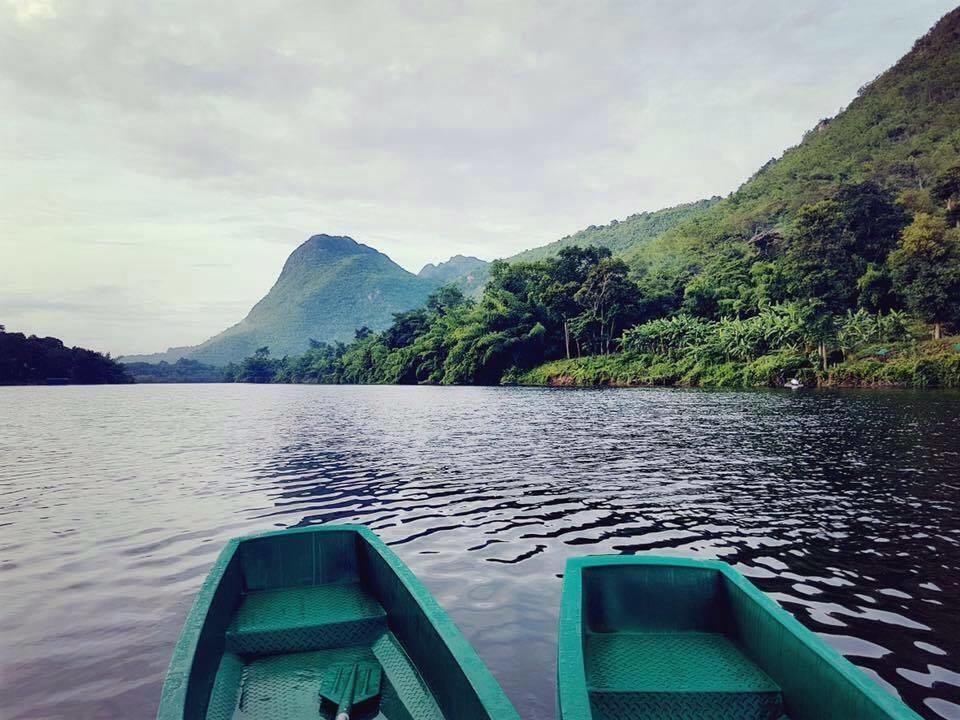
[0,385,958,719]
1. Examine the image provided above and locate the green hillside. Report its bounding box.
[184,235,435,365]
[453,197,719,295]
[418,254,489,295]
[225,8,960,389]
[626,6,960,274]
[512,197,720,263]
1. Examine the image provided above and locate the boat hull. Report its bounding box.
[158,525,518,720]
[558,555,922,720]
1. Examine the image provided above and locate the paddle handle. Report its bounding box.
[334,665,357,720]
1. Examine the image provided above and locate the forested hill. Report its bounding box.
[418,254,489,295]
[418,254,487,283]
[0,327,132,385]
[225,8,960,389]
[625,6,960,276]
[185,235,436,365]
[451,197,720,294]
[512,197,720,264]
[124,235,481,366]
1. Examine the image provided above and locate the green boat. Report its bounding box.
[157,525,519,720]
[558,555,923,720]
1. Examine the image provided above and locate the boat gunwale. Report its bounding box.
[557,554,923,720]
[156,523,519,720]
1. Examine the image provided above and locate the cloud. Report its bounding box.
[2,0,955,353]
[7,0,55,23]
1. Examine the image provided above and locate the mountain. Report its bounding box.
[623,6,960,273]
[192,234,439,364]
[450,197,721,294]
[126,235,447,365]
[509,197,721,263]
[121,344,196,365]
[417,254,489,292]
[129,9,960,368]
[131,196,721,365]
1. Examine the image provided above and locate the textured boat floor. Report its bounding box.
[585,631,787,720]
[206,581,445,719]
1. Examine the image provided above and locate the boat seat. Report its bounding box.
[225,582,387,655]
[585,631,786,720]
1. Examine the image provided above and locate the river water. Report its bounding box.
[1,385,958,719]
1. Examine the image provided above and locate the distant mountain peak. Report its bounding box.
[418,254,488,282]
[302,233,363,250]
[277,233,395,280]
[126,233,437,365]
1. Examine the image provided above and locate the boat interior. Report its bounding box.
[581,563,789,720]
[187,529,487,720]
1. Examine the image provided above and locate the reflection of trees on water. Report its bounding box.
[243,387,960,717]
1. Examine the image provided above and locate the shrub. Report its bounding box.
[743,353,813,386]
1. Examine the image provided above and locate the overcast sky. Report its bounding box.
[2,1,955,355]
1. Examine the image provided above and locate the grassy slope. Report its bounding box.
[510,197,720,262]
[623,7,960,272]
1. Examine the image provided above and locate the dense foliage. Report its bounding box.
[0,327,132,385]
[225,10,960,389]
[459,198,721,295]
[228,175,960,388]
[520,337,960,389]
[125,235,468,366]
[509,198,722,264]
[622,7,960,280]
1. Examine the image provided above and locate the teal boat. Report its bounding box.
[558,555,923,720]
[158,525,518,720]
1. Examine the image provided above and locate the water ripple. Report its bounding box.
[0,384,958,719]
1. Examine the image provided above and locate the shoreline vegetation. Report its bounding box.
[0,326,132,385]
[219,177,960,391]
[516,337,960,389]
[6,10,960,393]
[215,213,960,391]
[215,173,960,391]
[221,330,960,390]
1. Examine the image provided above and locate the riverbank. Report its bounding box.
[516,337,960,389]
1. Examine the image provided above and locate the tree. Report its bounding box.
[382,309,429,349]
[681,246,757,320]
[836,181,908,261]
[572,258,640,354]
[888,213,960,339]
[782,200,861,368]
[856,264,897,313]
[238,346,277,383]
[932,164,960,228]
[539,246,611,357]
[425,285,469,316]
[0,330,132,385]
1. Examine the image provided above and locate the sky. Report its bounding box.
[2,1,956,355]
